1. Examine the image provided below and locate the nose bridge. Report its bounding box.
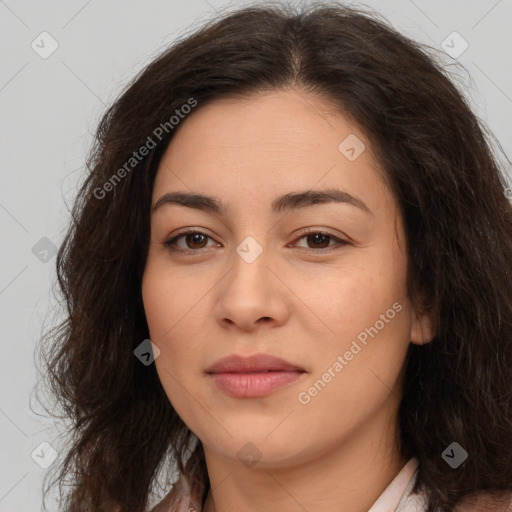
[213,230,288,329]
[229,233,271,295]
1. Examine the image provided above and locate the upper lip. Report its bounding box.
[206,353,306,374]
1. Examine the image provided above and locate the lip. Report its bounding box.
[206,354,306,398]
[206,353,305,374]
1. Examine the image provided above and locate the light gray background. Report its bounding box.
[1,0,511,510]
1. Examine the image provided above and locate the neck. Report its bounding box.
[201,399,408,512]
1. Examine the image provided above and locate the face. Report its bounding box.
[142,87,432,469]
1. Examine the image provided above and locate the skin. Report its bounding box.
[142,87,433,512]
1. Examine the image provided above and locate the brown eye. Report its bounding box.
[292,230,348,252]
[163,229,348,256]
[183,233,209,249]
[163,230,216,254]
[305,233,331,249]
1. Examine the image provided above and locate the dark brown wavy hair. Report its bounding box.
[37,1,512,511]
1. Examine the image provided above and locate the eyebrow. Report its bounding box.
[152,188,372,216]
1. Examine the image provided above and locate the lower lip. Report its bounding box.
[208,371,305,398]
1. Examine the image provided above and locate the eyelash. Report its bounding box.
[162,228,349,255]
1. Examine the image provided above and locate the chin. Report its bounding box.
[202,431,313,469]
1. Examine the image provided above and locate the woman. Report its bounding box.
[40,2,512,511]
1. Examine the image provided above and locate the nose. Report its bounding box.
[213,242,290,332]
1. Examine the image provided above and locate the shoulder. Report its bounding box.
[453,490,512,512]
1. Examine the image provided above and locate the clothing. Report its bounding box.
[368,457,428,511]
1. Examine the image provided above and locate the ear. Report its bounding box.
[410,307,434,345]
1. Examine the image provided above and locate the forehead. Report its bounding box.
[152,88,392,218]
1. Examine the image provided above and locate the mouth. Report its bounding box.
[205,353,307,398]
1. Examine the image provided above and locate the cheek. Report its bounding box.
[142,268,197,412]
[142,258,197,340]
[142,262,210,373]
[300,259,404,341]
[142,273,174,340]
[300,251,410,389]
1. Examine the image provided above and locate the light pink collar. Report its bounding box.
[367,457,420,512]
